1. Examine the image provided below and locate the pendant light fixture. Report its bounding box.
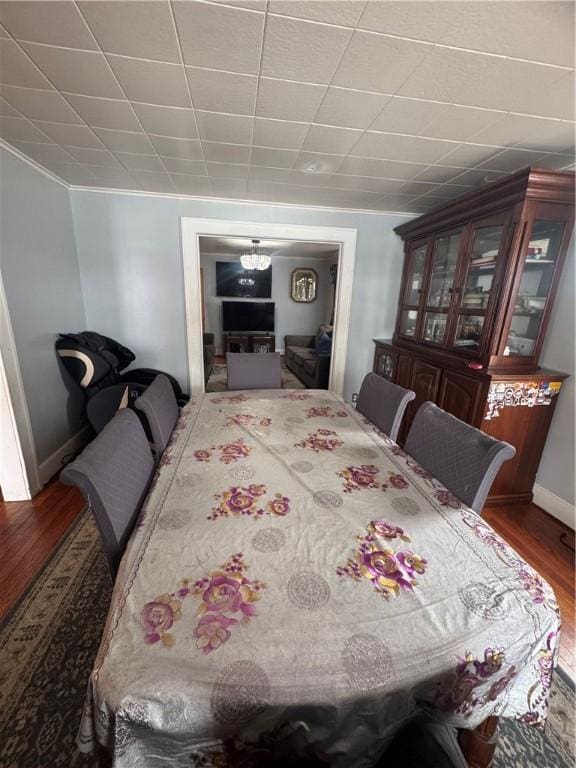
[240,239,271,271]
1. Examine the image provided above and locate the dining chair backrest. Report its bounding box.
[134,373,179,455]
[356,372,416,442]
[226,352,282,390]
[60,408,154,577]
[404,401,516,514]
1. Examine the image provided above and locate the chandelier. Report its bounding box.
[240,239,271,271]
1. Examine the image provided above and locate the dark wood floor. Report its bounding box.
[1,482,574,677]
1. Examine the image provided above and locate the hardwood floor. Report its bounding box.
[0,484,574,678]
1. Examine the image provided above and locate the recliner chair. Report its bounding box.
[56,331,188,434]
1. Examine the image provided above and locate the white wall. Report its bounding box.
[71,190,410,402]
[200,251,334,354]
[535,234,575,520]
[0,147,86,465]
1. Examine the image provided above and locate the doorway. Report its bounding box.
[181,219,357,396]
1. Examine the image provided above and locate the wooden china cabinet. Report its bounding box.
[374,167,574,507]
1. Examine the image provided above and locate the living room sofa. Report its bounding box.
[284,334,331,389]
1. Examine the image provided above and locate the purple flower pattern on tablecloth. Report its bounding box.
[305,406,349,419]
[337,520,427,599]
[434,489,462,509]
[295,429,343,453]
[140,554,265,653]
[281,392,312,400]
[226,413,272,428]
[337,465,412,494]
[461,510,558,611]
[210,393,249,404]
[519,632,557,726]
[435,647,517,716]
[194,438,251,465]
[208,484,291,521]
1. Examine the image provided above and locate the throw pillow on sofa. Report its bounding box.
[315,330,332,357]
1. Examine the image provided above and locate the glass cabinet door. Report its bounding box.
[452,223,506,354]
[421,231,462,345]
[397,240,429,340]
[505,219,565,357]
[375,351,395,380]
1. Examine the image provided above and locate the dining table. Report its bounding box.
[78,388,561,768]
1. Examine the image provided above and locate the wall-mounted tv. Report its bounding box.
[222,301,275,333]
[216,261,272,298]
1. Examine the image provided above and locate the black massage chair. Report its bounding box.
[56,331,188,434]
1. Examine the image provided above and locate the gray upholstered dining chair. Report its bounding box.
[356,372,416,442]
[134,373,179,456]
[404,401,516,514]
[226,352,282,390]
[60,408,154,577]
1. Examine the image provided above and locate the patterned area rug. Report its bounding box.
[206,362,306,392]
[0,509,573,767]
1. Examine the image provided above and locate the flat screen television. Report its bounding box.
[216,261,272,298]
[222,301,275,333]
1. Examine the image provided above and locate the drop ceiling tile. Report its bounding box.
[261,15,352,84]
[0,1,97,50]
[115,152,165,172]
[249,166,293,183]
[203,142,250,163]
[206,162,249,179]
[133,103,198,139]
[196,111,252,144]
[288,170,335,187]
[131,170,176,192]
[328,174,410,194]
[412,165,469,183]
[106,55,190,108]
[0,85,83,123]
[149,134,203,159]
[416,184,469,200]
[173,1,264,74]
[449,168,509,187]
[301,124,362,154]
[210,177,248,197]
[535,153,576,170]
[293,151,345,173]
[269,0,365,26]
[470,113,575,153]
[0,24,9,37]
[78,1,180,63]
[423,104,504,142]
[186,68,257,116]
[398,180,438,196]
[438,143,502,167]
[352,132,457,163]
[85,165,138,182]
[0,38,54,89]
[250,146,298,168]
[64,94,140,131]
[206,0,266,10]
[253,117,309,149]
[398,46,567,116]
[21,43,124,98]
[333,31,431,94]
[159,156,207,174]
[315,86,389,130]
[533,72,575,121]
[256,78,325,122]
[0,96,19,116]
[33,121,102,148]
[0,115,52,142]
[66,146,122,166]
[358,1,575,69]
[170,173,212,195]
[94,128,155,154]
[337,156,423,179]
[476,148,547,172]
[46,163,97,185]
[369,97,448,135]
[8,140,76,164]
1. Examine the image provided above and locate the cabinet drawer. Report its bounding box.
[396,355,413,390]
[410,360,442,410]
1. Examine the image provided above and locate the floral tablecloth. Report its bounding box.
[79,389,560,767]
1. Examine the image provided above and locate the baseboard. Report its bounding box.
[532,483,575,530]
[38,426,91,485]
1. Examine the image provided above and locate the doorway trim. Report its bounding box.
[0,274,40,499]
[181,219,357,396]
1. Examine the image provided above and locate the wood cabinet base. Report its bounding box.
[373,339,567,506]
